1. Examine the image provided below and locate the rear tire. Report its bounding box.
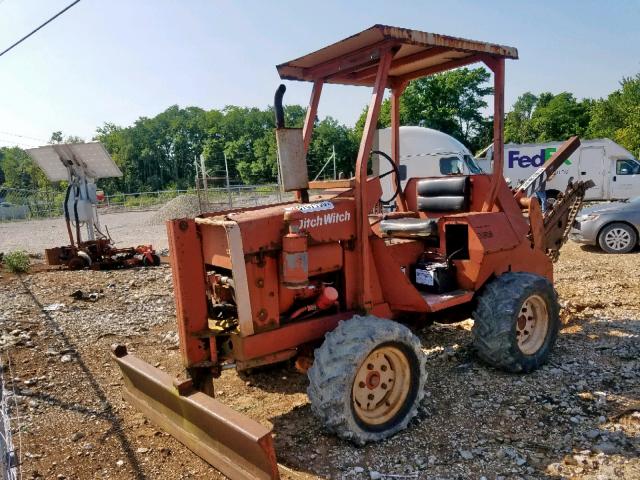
[598,222,637,254]
[472,273,560,373]
[307,316,426,446]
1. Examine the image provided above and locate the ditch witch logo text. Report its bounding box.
[298,210,351,229]
[288,201,352,229]
[508,148,572,168]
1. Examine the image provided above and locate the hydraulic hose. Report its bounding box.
[63,184,71,221]
[63,184,75,247]
[73,184,81,244]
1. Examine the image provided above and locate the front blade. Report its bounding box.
[113,348,279,480]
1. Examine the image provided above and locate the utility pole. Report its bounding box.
[200,154,208,191]
[332,145,337,180]
[223,152,232,207]
[312,146,338,182]
[194,159,203,213]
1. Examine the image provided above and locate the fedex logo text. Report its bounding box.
[509,149,546,168]
[507,147,571,169]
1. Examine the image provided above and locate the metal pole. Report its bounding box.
[223,152,232,207]
[312,152,334,181]
[200,154,208,191]
[332,145,336,180]
[481,57,505,212]
[354,48,393,311]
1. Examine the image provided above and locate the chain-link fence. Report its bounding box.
[0,184,294,222]
[0,187,184,221]
[195,183,292,213]
[99,189,190,211]
[0,188,63,221]
[0,357,19,480]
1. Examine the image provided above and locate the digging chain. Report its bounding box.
[543,180,594,262]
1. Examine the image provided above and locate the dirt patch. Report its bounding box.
[0,242,639,479]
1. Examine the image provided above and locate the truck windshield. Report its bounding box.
[464,155,483,174]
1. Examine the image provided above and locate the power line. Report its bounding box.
[0,0,81,58]
[0,131,48,143]
[0,139,38,149]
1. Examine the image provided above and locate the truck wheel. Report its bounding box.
[598,223,637,254]
[307,316,426,446]
[472,273,560,373]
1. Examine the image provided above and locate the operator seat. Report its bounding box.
[379,176,470,238]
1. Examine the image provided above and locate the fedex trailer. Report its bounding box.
[476,139,640,201]
[373,126,482,202]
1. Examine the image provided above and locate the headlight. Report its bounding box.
[579,213,600,222]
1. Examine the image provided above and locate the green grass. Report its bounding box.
[2,250,30,273]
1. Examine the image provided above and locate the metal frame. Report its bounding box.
[288,29,514,313]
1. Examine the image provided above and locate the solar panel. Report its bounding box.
[26,142,122,181]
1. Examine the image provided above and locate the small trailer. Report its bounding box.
[477,138,640,201]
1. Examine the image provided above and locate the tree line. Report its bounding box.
[1,68,639,194]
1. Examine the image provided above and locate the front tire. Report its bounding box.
[472,273,560,373]
[598,222,637,253]
[307,316,426,446]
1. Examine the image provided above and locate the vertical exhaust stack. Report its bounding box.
[274,84,309,202]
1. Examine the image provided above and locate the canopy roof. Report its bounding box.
[277,24,518,87]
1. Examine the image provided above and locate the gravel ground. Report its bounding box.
[0,192,288,255]
[0,212,169,254]
[146,195,202,225]
[0,242,638,480]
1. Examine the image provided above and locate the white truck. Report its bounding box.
[373,126,483,201]
[476,139,640,201]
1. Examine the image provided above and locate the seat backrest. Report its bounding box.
[416,176,470,213]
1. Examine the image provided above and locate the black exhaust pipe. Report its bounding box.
[274,84,286,129]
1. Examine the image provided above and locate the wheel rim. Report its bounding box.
[516,294,549,355]
[352,346,411,426]
[604,228,632,251]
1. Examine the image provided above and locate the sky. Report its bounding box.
[0,0,639,148]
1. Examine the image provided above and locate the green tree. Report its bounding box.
[529,92,592,142]
[355,67,493,153]
[504,92,538,143]
[589,74,640,156]
[307,117,358,180]
[0,147,48,189]
[505,92,592,144]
